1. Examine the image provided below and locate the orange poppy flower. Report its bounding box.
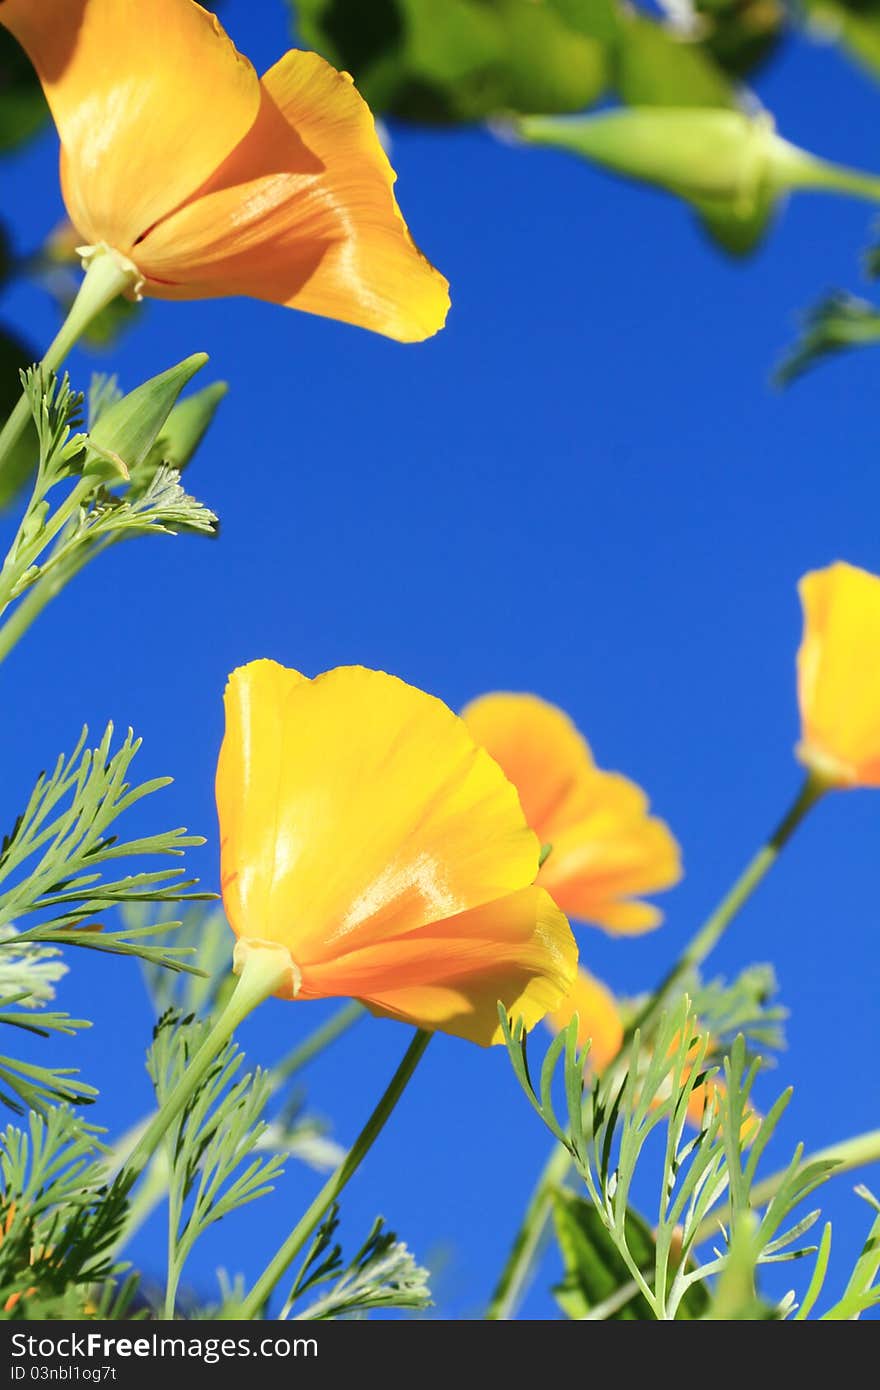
[0,0,449,342]
[215,661,577,1045]
[462,693,681,935]
[797,561,880,788]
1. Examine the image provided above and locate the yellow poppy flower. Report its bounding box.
[1,0,449,342]
[215,661,577,1045]
[797,561,880,788]
[461,692,682,935]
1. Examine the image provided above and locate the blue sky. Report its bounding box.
[1,2,879,1318]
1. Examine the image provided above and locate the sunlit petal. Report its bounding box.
[1,0,261,253]
[138,50,449,341]
[797,561,880,787]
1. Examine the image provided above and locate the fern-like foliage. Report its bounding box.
[0,723,212,967]
[0,1107,133,1318]
[501,995,878,1319]
[145,1010,286,1318]
[280,1205,432,1320]
[0,364,219,664]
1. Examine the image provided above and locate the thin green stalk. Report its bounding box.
[782,148,880,202]
[0,247,136,483]
[487,774,826,1319]
[633,773,826,1037]
[694,1129,880,1247]
[121,947,292,1186]
[0,477,92,619]
[110,999,367,1258]
[0,551,88,663]
[111,1147,169,1256]
[165,1171,184,1320]
[239,1027,432,1319]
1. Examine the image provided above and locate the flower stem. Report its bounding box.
[488,774,826,1320]
[110,999,367,1259]
[777,141,880,202]
[0,247,136,485]
[121,946,291,1187]
[633,771,826,1037]
[0,550,87,664]
[239,1026,432,1319]
[695,1128,880,1246]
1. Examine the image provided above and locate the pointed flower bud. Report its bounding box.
[84,353,207,479]
[518,107,880,252]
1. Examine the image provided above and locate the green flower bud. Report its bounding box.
[84,352,207,480]
[154,380,228,473]
[518,107,880,255]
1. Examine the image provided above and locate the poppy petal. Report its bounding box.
[541,794,682,934]
[797,561,880,787]
[1,0,261,254]
[137,49,449,341]
[215,658,309,945]
[461,692,596,842]
[216,663,542,969]
[326,887,576,1046]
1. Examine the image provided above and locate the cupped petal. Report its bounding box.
[215,659,309,947]
[1,0,261,254]
[540,787,682,935]
[310,887,576,1046]
[797,561,880,787]
[216,663,541,967]
[546,968,624,1072]
[461,692,597,843]
[136,49,449,341]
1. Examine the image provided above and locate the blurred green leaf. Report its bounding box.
[552,1188,654,1320]
[0,325,38,510]
[803,0,880,80]
[613,12,735,107]
[775,292,880,386]
[291,0,608,121]
[695,0,786,77]
[550,0,621,44]
[551,1188,710,1320]
[0,29,49,155]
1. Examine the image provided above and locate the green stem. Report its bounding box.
[488,774,825,1320]
[0,553,84,663]
[0,247,136,484]
[122,946,291,1186]
[240,1027,432,1319]
[779,143,880,202]
[112,1147,169,1256]
[0,477,93,622]
[633,772,826,1037]
[695,1129,880,1247]
[111,998,367,1259]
